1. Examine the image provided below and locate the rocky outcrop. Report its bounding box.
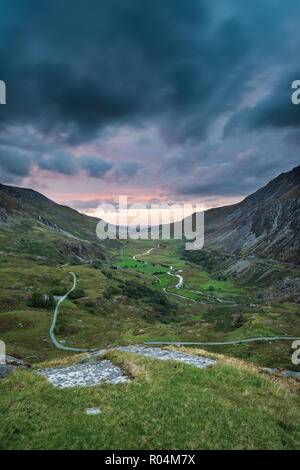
[59,241,89,260]
[0,355,31,380]
[265,278,300,302]
[36,215,60,231]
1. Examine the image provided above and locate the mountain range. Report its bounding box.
[0,165,299,264]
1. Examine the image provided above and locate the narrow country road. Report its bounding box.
[134,247,243,304]
[145,337,300,346]
[131,247,300,348]
[202,249,299,270]
[167,268,183,288]
[132,247,155,261]
[50,272,94,352]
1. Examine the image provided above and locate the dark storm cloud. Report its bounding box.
[173,142,297,198]
[0,0,300,197]
[224,71,300,137]
[78,155,114,178]
[1,0,295,144]
[111,160,141,182]
[38,150,77,175]
[0,0,208,144]
[0,146,33,178]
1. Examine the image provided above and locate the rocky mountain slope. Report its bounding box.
[201,166,300,264]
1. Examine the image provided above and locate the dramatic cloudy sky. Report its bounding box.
[0,0,299,213]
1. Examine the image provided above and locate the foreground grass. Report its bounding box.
[0,349,299,450]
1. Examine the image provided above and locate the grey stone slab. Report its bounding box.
[37,360,130,388]
[116,346,216,368]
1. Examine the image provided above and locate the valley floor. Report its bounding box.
[0,239,300,450]
[1,239,300,371]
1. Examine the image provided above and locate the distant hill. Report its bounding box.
[0,182,100,240]
[0,183,105,263]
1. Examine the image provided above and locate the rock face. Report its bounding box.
[265,277,300,302]
[59,241,89,259]
[6,355,32,368]
[36,215,60,231]
[116,346,216,368]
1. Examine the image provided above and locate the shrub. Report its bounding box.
[69,288,86,299]
[102,270,112,279]
[30,291,56,309]
[45,294,56,310]
[181,249,214,271]
[30,290,45,308]
[103,286,121,299]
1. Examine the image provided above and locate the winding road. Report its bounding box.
[50,272,95,352]
[145,337,300,346]
[50,250,299,352]
[132,247,155,261]
[132,246,300,347]
[203,249,299,270]
[167,268,183,288]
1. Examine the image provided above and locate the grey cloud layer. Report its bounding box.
[0,0,299,197]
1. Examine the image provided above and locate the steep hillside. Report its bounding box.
[0,183,105,264]
[0,183,100,241]
[202,166,300,263]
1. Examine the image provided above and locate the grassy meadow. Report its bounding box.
[0,348,299,450]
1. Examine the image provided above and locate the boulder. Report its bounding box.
[0,364,16,379]
[0,355,32,380]
[6,355,32,368]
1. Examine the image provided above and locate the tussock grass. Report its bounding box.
[102,350,149,380]
[33,353,87,370]
[1,348,299,450]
